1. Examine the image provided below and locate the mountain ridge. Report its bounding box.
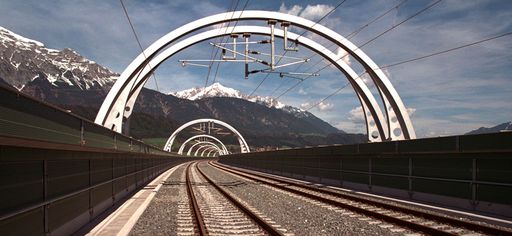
[465,121,512,135]
[0,26,118,92]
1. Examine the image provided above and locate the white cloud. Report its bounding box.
[279,3,303,16]
[300,102,310,109]
[279,3,335,21]
[300,101,334,111]
[334,120,365,134]
[300,4,335,21]
[298,87,307,95]
[347,106,366,123]
[317,101,334,111]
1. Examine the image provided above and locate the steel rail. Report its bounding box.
[196,162,285,236]
[212,161,512,236]
[185,162,208,235]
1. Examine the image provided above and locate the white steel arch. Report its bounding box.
[177,134,229,155]
[95,10,415,141]
[105,27,386,142]
[198,145,218,157]
[167,119,250,153]
[187,141,222,156]
[190,143,220,157]
[119,27,387,142]
[206,148,218,157]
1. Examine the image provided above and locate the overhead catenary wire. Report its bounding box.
[211,0,251,86]
[248,0,349,97]
[346,0,409,40]
[379,30,512,69]
[270,0,406,97]
[119,0,160,92]
[305,29,512,111]
[204,0,240,88]
[305,80,353,111]
[276,0,443,100]
[359,0,442,49]
[295,0,409,76]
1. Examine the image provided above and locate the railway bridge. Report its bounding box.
[1,8,512,236]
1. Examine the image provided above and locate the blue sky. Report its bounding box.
[1,0,511,137]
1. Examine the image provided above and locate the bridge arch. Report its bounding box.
[117,26,388,142]
[176,134,229,155]
[168,119,249,153]
[199,145,219,157]
[206,148,218,157]
[186,141,223,156]
[96,10,415,141]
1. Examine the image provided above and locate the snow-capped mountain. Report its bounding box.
[171,82,245,100]
[0,26,118,91]
[171,82,308,116]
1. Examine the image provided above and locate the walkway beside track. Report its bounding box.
[85,163,188,235]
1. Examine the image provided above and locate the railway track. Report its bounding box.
[185,162,287,235]
[211,161,512,236]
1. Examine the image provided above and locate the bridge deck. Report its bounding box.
[1,84,512,235]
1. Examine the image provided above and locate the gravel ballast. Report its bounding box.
[198,162,413,235]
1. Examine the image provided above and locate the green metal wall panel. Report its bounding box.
[0,161,43,213]
[477,184,512,205]
[91,159,112,185]
[47,159,89,199]
[412,179,471,199]
[342,158,369,172]
[372,175,408,190]
[359,141,396,154]
[0,208,44,236]
[372,157,408,175]
[48,192,89,232]
[331,144,358,155]
[460,132,512,152]
[90,183,112,207]
[413,157,472,180]
[477,157,512,184]
[397,136,457,153]
[342,172,368,185]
